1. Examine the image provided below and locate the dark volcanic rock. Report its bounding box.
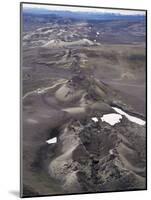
[47,116,146,193]
[22,19,146,195]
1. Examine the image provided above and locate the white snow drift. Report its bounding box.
[46,137,57,144]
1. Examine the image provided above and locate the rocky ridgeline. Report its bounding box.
[23,53,146,196]
[48,110,146,193]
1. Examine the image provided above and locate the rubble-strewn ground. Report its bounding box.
[21,6,146,197]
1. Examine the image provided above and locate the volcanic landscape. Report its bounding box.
[21,6,146,197]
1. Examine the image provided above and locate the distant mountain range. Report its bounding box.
[23,8,145,21]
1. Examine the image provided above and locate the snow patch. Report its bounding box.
[101,113,122,126]
[46,137,57,144]
[92,117,99,122]
[112,107,145,126]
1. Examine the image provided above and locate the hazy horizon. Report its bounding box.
[23,3,145,16]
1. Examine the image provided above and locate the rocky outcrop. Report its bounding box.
[48,115,146,193]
